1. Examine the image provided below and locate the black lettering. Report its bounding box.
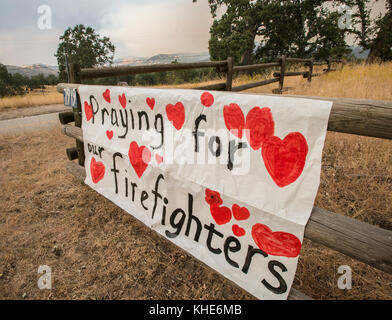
[111,152,122,194]
[111,108,119,127]
[118,109,129,138]
[165,209,186,238]
[208,136,221,157]
[151,114,164,150]
[228,140,248,171]
[151,174,164,219]
[224,236,241,268]
[138,111,150,130]
[90,95,99,124]
[193,114,206,152]
[261,260,288,295]
[185,194,202,242]
[204,223,223,254]
[140,190,149,210]
[241,245,268,274]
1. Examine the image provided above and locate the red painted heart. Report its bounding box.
[251,223,302,258]
[84,101,93,121]
[106,130,113,140]
[119,93,126,109]
[166,102,185,130]
[201,92,214,107]
[210,204,232,225]
[155,154,163,165]
[128,141,151,178]
[232,224,246,237]
[146,97,155,110]
[223,103,245,139]
[245,107,274,150]
[90,157,105,184]
[232,204,250,221]
[262,132,308,187]
[103,89,111,103]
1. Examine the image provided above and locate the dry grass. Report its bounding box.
[0,86,63,110]
[0,62,391,300]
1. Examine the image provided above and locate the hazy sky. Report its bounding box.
[0,0,386,66]
[0,0,213,66]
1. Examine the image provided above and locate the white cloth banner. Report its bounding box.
[78,85,332,300]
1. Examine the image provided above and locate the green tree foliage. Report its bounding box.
[55,24,115,80]
[366,0,392,62]
[206,0,350,64]
[0,62,60,98]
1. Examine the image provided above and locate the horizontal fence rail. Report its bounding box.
[57,83,392,140]
[80,60,228,80]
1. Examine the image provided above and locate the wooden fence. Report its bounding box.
[57,57,392,300]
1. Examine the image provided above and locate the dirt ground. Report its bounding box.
[0,127,391,300]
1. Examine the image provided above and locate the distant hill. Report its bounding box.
[6,64,58,77]
[114,52,210,66]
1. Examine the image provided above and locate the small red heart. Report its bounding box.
[84,101,93,121]
[223,103,245,139]
[128,141,151,178]
[205,189,223,206]
[210,204,232,225]
[106,130,113,140]
[201,92,214,107]
[232,224,246,237]
[245,107,274,150]
[119,93,126,109]
[103,89,111,103]
[232,204,250,221]
[262,132,308,187]
[155,154,163,165]
[90,157,105,184]
[252,223,302,258]
[146,97,155,110]
[166,102,185,130]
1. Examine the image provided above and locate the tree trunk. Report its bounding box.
[367,8,392,63]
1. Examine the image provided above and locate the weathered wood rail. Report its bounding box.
[57,56,391,300]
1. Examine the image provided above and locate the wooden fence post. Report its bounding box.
[308,58,314,82]
[225,57,234,91]
[278,55,286,93]
[327,57,332,72]
[69,63,85,167]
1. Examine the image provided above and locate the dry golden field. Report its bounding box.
[0,62,391,300]
[0,86,63,110]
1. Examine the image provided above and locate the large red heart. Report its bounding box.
[146,97,155,110]
[118,93,126,109]
[90,157,105,184]
[252,223,302,257]
[210,204,232,225]
[103,89,111,103]
[262,132,308,187]
[128,141,151,178]
[232,204,250,221]
[223,103,245,139]
[166,102,185,130]
[84,101,93,121]
[245,107,274,150]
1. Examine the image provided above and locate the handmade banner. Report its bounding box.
[78,85,332,300]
